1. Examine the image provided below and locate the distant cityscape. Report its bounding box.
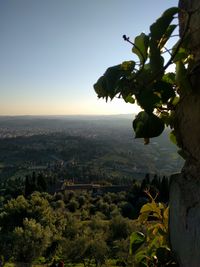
[0,115,183,187]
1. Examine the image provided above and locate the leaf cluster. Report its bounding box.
[129,192,178,266]
[94,7,192,144]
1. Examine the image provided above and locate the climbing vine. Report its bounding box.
[94,7,193,145]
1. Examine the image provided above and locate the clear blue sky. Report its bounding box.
[0,0,178,115]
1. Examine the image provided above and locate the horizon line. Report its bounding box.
[0,113,135,117]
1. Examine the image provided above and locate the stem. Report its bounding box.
[163,47,173,56]
[123,35,146,65]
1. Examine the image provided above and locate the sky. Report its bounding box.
[0,0,178,116]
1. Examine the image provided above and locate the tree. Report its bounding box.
[0,192,67,262]
[13,218,51,264]
[109,215,132,241]
[120,202,135,219]
[94,1,200,266]
[66,199,79,213]
[62,235,89,265]
[0,194,30,259]
[25,172,47,197]
[84,238,108,267]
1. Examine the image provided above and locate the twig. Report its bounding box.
[123,35,146,64]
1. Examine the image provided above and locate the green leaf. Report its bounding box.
[163,110,175,127]
[140,202,162,220]
[149,41,164,75]
[163,207,169,221]
[140,202,159,214]
[132,33,149,64]
[117,76,138,99]
[125,95,135,104]
[134,250,148,267]
[136,88,161,113]
[173,46,188,63]
[129,231,145,254]
[158,24,177,49]
[149,7,178,75]
[150,7,178,41]
[133,111,165,138]
[93,65,126,100]
[156,246,172,264]
[172,96,180,106]
[154,81,175,103]
[138,212,149,223]
[94,76,107,98]
[121,60,135,72]
[135,65,152,85]
[169,130,177,145]
[162,72,176,84]
[104,65,125,99]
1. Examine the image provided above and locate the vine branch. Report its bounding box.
[123,35,146,65]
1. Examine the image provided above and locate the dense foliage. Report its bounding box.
[94,7,192,147]
[0,174,170,266]
[130,191,177,266]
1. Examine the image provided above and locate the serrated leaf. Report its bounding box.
[129,232,145,254]
[140,202,161,219]
[132,33,149,64]
[140,202,157,214]
[133,111,165,139]
[138,212,149,223]
[152,223,166,236]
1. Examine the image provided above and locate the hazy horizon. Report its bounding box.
[0,113,135,118]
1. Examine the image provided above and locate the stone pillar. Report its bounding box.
[170,173,200,266]
[170,2,200,265]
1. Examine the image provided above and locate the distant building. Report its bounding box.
[60,183,130,195]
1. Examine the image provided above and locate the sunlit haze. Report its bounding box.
[0,0,178,116]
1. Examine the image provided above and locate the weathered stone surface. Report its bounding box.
[170,173,200,267]
[170,4,200,266]
[179,0,200,59]
[175,0,200,162]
